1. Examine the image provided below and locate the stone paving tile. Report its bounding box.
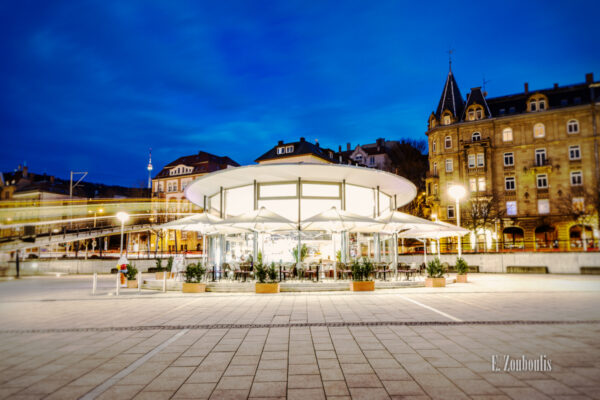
[249,381,287,397]
[287,388,326,400]
[172,383,216,399]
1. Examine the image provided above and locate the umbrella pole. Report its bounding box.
[333,232,337,280]
[202,234,206,266]
[393,232,398,280]
[423,239,427,264]
[437,239,441,258]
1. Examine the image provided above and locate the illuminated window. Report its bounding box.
[445,159,453,172]
[476,109,483,119]
[502,128,513,142]
[533,123,545,138]
[506,201,517,216]
[432,141,437,153]
[472,132,481,141]
[567,119,579,134]
[445,136,452,149]
[505,177,515,191]
[433,162,438,175]
[443,115,451,125]
[468,110,475,120]
[433,184,438,195]
[569,145,581,160]
[570,171,583,186]
[537,199,550,214]
[469,178,476,191]
[573,197,584,212]
[504,152,514,166]
[536,174,548,189]
[468,155,475,168]
[478,177,486,192]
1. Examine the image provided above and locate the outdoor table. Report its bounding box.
[397,269,417,281]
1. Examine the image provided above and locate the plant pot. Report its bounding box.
[456,274,467,283]
[182,283,207,293]
[155,272,174,280]
[255,283,280,293]
[425,277,446,287]
[127,280,138,289]
[350,281,375,291]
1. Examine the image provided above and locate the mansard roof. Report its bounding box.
[462,87,492,119]
[435,70,465,119]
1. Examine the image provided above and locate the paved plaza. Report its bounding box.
[0,274,599,400]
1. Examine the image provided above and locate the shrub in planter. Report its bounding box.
[455,257,468,283]
[182,263,207,293]
[125,264,139,288]
[425,257,447,287]
[255,262,279,293]
[350,258,375,291]
[155,257,174,280]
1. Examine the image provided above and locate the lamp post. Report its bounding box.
[116,212,129,257]
[448,185,466,257]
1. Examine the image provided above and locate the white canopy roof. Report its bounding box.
[302,207,380,232]
[185,163,417,208]
[399,220,469,239]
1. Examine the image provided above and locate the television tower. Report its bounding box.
[147,148,153,189]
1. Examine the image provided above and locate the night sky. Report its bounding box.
[1,1,599,187]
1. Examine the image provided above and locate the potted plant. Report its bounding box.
[182,262,207,293]
[125,264,139,288]
[455,257,468,283]
[350,257,375,291]
[254,262,279,293]
[292,244,308,263]
[425,257,447,287]
[155,257,174,280]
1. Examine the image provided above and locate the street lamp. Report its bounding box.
[116,212,129,256]
[448,185,466,257]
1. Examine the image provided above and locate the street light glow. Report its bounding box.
[448,185,466,200]
[116,211,129,223]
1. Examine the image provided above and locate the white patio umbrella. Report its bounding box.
[399,221,469,262]
[302,207,380,279]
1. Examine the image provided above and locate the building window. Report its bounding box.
[433,162,438,176]
[537,199,550,214]
[499,108,506,115]
[443,115,451,125]
[433,184,438,195]
[505,176,516,191]
[509,106,516,114]
[572,197,584,212]
[533,123,545,138]
[432,141,437,153]
[468,110,475,120]
[277,147,285,155]
[447,205,455,219]
[504,152,514,166]
[569,145,581,160]
[468,155,475,168]
[355,155,362,162]
[570,171,583,186]
[506,201,517,216]
[536,174,548,189]
[285,145,294,153]
[445,159,453,172]
[369,156,375,165]
[530,100,537,112]
[535,148,547,166]
[478,177,486,192]
[567,119,579,134]
[538,100,546,110]
[574,97,581,104]
[445,136,452,149]
[476,109,483,119]
[476,153,485,167]
[502,127,513,142]
[472,132,481,141]
[469,178,476,192]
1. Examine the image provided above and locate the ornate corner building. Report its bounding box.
[426,69,600,252]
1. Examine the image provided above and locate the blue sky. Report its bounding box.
[1,0,599,186]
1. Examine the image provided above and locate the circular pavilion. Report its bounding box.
[184,163,417,272]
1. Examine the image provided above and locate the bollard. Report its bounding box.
[92,272,97,295]
[116,271,120,296]
[138,271,142,293]
[279,265,282,282]
[162,269,167,293]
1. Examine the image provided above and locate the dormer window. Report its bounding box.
[528,94,549,112]
[539,100,546,110]
[476,109,482,119]
[530,100,537,112]
[472,132,481,142]
[466,105,484,121]
[285,145,294,153]
[443,114,451,125]
[277,147,285,155]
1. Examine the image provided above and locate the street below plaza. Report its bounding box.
[0,274,599,400]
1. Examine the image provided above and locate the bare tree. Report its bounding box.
[556,189,599,248]
[461,193,504,251]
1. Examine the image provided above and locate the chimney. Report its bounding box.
[300,137,305,142]
[50,176,55,184]
[17,164,22,171]
[524,82,529,93]
[277,140,283,146]
[586,73,594,84]
[22,166,28,178]
[346,142,351,151]
[315,139,319,147]
[553,83,559,89]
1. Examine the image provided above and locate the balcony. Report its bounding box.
[527,158,553,173]
[504,190,517,200]
[536,187,549,198]
[534,157,551,167]
[426,171,439,178]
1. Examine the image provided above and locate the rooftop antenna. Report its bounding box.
[483,75,491,96]
[147,148,153,189]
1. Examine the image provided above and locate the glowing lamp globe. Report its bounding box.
[448,185,466,201]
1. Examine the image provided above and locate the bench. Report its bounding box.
[580,267,600,275]
[506,266,548,274]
